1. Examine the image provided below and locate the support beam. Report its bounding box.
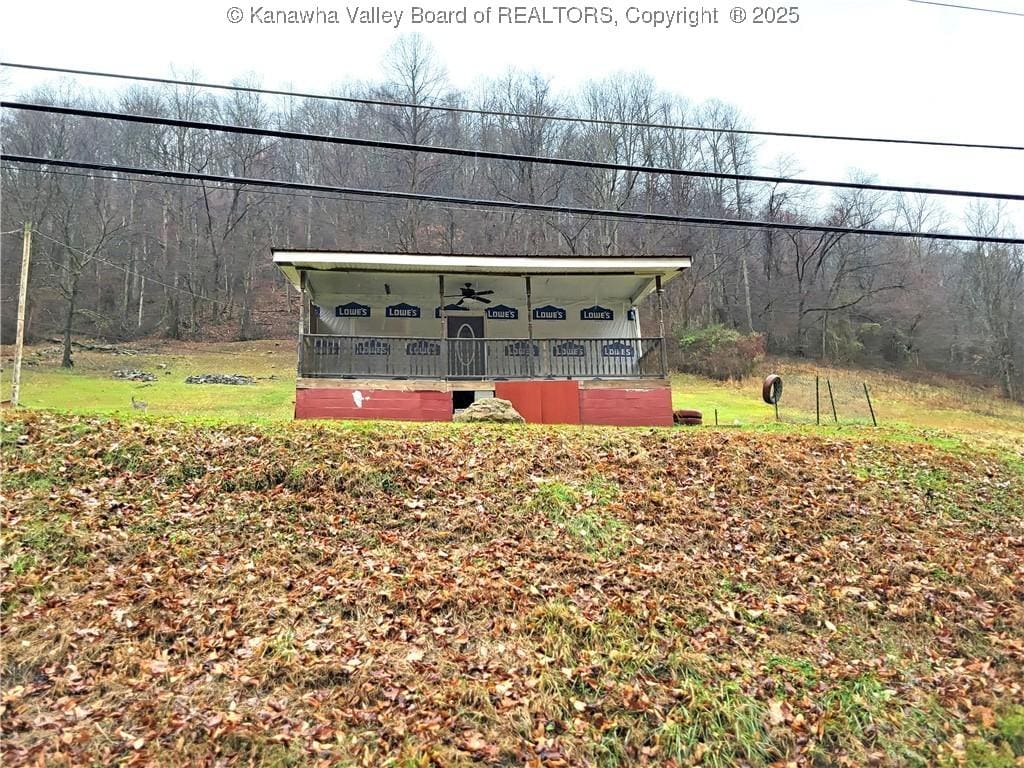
[655,275,668,378]
[297,269,307,377]
[438,275,447,377]
[525,275,535,378]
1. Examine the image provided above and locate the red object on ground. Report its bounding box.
[579,387,674,427]
[295,388,452,421]
[495,381,581,424]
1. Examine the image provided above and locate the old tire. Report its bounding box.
[762,374,783,405]
[674,409,702,420]
[677,417,702,427]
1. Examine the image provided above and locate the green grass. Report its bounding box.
[1,340,295,422]
[3,341,1023,463]
[528,476,626,555]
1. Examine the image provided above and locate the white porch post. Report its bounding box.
[525,275,535,378]
[438,275,447,380]
[655,274,668,378]
[297,269,308,377]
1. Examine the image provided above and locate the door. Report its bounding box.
[447,316,485,378]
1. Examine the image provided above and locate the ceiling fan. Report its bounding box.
[445,282,494,306]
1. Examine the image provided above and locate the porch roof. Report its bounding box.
[272,249,691,288]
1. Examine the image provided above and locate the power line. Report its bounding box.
[906,0,1024,16]
[2,61,1020,152]
[28,228,287,315]
[10,165,770,248]
[4,154,1021,245]
[5,101,1022,202]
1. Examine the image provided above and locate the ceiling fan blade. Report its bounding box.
[474,290,495,296]
[472,295,492,304]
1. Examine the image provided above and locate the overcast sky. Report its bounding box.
[2,0,1022,233]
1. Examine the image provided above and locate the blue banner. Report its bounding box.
[354,339,390,356]
[552,341,586,358]
[533,304,566,321]
[503,340,539,357]
[336,302,371,318]
[627,308,637,321]
[405,340,440,356]
[601,341,636,358]
[486,304,519,320]
[581,305,614,321]
[386,302,421,318]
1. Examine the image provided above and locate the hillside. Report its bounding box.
[2,412,1022,766]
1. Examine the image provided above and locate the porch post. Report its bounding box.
[297,269,308,377]
[525,275,535,378]
[438,275,447,380]
[655,275,668,378]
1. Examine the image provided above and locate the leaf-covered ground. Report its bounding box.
[2,412,1023,767]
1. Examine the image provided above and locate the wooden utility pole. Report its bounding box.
[11,222,32,407]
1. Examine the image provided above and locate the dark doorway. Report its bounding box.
[453,391,475,410]
[447,315,485,378]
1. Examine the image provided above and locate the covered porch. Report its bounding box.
[275,251,688,381]
[273,250,690,424]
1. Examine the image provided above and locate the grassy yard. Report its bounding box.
[4,339,1024,442]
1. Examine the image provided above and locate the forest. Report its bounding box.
[1,36,1021,399]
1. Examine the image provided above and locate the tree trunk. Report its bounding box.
[61,279,79,369]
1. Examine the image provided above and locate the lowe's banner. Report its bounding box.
[486,304,519,320]
[386,302,421,319]
[581,305,614,321]
[602,341,636,358]
[533,304,567,321]
[336,301,371,318]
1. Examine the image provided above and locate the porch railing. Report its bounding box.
[299,335,666,380]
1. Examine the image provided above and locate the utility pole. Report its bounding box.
[11,222,32,407]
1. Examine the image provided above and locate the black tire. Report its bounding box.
[674,409,702,420]
[762,374,783,405]
[678,417,703,426]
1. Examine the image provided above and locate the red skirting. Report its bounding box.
[295,388,452,421]
[578,387,674,427]
[495,381,581,424]
[295,382,673,426]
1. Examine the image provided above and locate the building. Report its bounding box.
[273,249,690,425]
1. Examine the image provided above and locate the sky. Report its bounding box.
[1,0,1022,233]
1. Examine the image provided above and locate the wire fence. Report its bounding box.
[774,374,877,426]
[690,372,881,428]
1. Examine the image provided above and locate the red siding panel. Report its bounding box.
[296,388,452,422]
[578,387,674,427]
[495,381,580,424]
[494,382,544,423]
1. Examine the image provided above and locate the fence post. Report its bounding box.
[863,382,878,427]
[826,378,838,424]
[815,375,820,426]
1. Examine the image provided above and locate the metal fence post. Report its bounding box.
[863,382,878,427]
